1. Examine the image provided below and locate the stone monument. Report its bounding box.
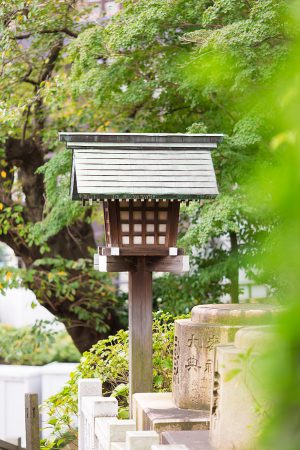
[210,325,275,450]
[173,303,281,410]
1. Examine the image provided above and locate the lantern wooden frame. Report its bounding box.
[102,199,179,252]
[60,132,222,414]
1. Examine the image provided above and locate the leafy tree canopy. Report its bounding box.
[69,0,288,302]
[0,0,289,351]
[0,1,126,351]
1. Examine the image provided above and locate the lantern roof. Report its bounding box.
[59,132,223,201]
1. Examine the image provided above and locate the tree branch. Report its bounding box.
[15,27,79,39]
[38,39,64,84]
[3,8,29,27]
[251,34,285,48]
[5,137,45,223]
[22,105,31,145]
[21,66,38,86]
[209,92,236,123]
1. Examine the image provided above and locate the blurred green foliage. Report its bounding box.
[250,3,300,447]
[41,312,185,450]
[183,1,300,448]
[0,322,80,365]
[153,259,223,314]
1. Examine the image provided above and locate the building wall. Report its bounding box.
[0,243,61,329]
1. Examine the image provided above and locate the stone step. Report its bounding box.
[133,393,209,434]
[151,445,189,450]
[111,443,126,450]
[126,431,159,450]
[133,392,173,430]
[161,430,213,450]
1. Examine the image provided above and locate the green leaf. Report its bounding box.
[224,368,242,382]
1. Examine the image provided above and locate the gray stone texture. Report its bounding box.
[132,393,209,434]
[173,303,281,410]
[161,430,212,450]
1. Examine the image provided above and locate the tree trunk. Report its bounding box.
[1,137,123,353]
[67,326,103,354]
[65,311,123,353]
[229,231,239,304]
[0,25,119,353]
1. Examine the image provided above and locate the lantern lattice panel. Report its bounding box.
[103,199,179,249]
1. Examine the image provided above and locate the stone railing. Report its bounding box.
[79,379,188,450]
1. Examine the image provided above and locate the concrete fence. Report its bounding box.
[78,379,187,450]
[0,362,77,445]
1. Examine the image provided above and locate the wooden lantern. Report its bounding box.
[60,132,222,413]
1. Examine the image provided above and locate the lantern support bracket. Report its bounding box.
[94,254,189,273]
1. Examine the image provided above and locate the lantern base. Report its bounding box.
[94,254,189,273]
[99,246,184,257]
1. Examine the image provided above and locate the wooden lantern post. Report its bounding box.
[60,132,222,415]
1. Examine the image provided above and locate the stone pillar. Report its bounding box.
[210,326,275,450]
[172,304,280,410]
[78,379,102,450]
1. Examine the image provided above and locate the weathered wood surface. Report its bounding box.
[75,153,212,160]
[167,201,180,247]
[73,150,217,198]
[25,394,40,450]
[59,132,223,144]
[76,187,217,195]
[107,200,120,246]
[77,170,213,178]
[77,175,216,182]
[94,254,189,273]
[146,255,189,273]
[128,258,153,417]
[60,132,221,201]
[71,144,217,149]
[95,254,137,272]
[0,439,24,450]
[75,180,217,187]
[76,164,213,171]
[99,246,184,256]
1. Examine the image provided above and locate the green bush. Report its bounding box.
[153,269,221,315]
[42,312,186,450]
[0,322,81,366]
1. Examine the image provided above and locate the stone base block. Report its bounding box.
[133,393,174,431]
[151,446,189,450]
[145,407,209,434]
[132,393,209,435]
[126,431,159,450]
[82,396,118,418]
[95,417,136,450]
[110,443,126,450]
[161,431,213,450]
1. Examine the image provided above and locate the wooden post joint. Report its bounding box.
[94,254,189,273]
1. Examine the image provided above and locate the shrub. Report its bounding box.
[42,312,187,450]
[0,322,81,365]
[153,268,221,315]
